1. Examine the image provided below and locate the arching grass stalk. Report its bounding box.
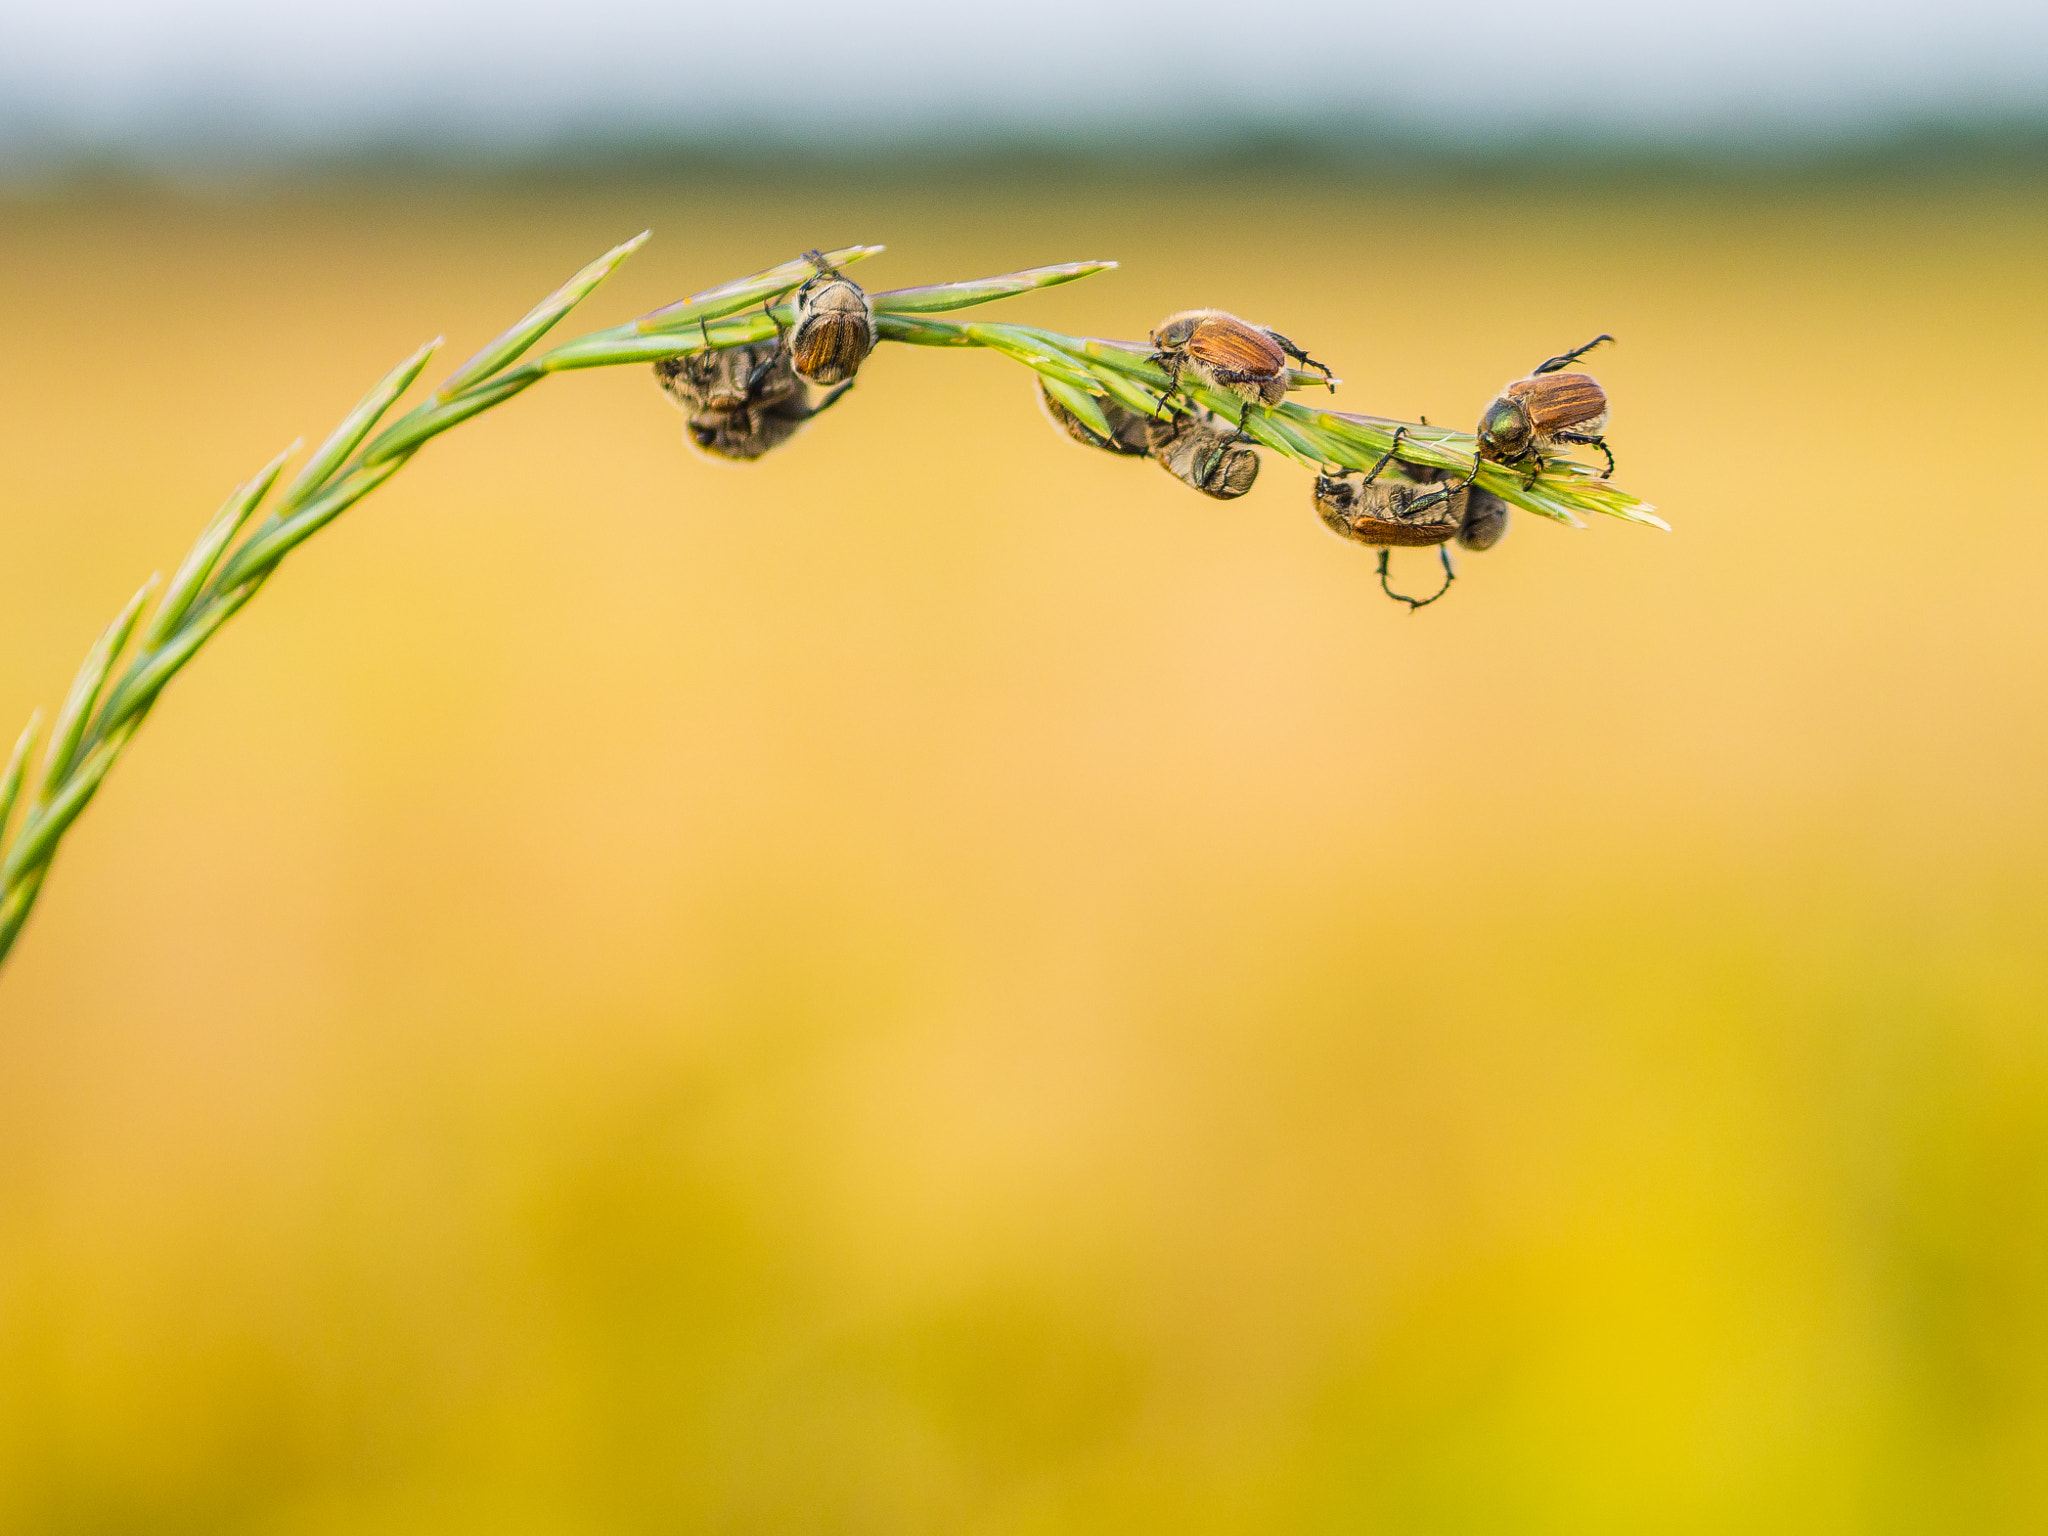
[0,237,1661,971]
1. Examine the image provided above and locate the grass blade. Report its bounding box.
[636,244,883,336]
[436,232,649,399]
[872,261,1117,314]
[145,446,294,648]
[94,585,262,741]
[277,338,442,513]
[1038,378,1115,441]
[216,456,412,587]
[3,720,143,888]
[874,314,981,348]
[361,369,541,465]
[0,711,43,850]
[37,579,155,802]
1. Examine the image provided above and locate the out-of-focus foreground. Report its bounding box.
[1,170,2045,1533]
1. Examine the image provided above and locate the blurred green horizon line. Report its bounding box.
[5,113,2047,194]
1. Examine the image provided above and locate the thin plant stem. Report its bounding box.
[0,237,1660,971]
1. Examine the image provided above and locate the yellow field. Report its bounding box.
[1,171,2045,1532]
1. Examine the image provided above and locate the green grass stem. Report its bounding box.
[0,236,1661,971]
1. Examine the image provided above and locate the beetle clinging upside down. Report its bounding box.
[1313,429,1511,611]
[1149,409,1261,500]
[1036,380,1155,457]
[653,338,852,463]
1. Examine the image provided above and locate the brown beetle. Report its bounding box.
[782,249,877,386]
[654,335,801,416]
[1148,308,1334,441]
[1037,380,1154,457]
[1476,334,1615,482]
[682,389,860,463]
[1148,409,1260,500]
[654,340,851,463]
[1313,430,1508,610]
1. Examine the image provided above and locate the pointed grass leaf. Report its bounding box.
[2,720,143,889]
[1084,365,1169,420]
[147,446,294,648]
[540,306,784,372]
[94,585,261,741]
[216,456,411,587]
[436,232,648,400]
[1077,339,1174,390]
[0,711,43,851]
[1241,412,1328,470]
[38,579,155,803]
[966,325,1102,392]
[280,338,442,513]
[0,864,49,966]
[874,314,980,348]
[871,261,1117,314]
[538,332,705,372]
[361,369,541,465]
[636,244,883,335]
[1037,378,1115,441]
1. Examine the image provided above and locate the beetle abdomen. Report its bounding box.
[1315,476,1462,547]
[1342,516,1457,548]
[791,311,873,385]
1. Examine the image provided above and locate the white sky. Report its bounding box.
[4,0,2046,151]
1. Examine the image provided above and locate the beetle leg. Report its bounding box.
[1519,448,1547,490]
[1377,548,1456,613]
[1153,357,1184,421]
[1406,443,1481,519]
[1221,399,1256,449]
[1266,329,1337,391]
[1361,426,1409,485]
[1532,334,1614,375]
[1554,431,1616,477]
[744,336,782,394]
[799,381,855,419]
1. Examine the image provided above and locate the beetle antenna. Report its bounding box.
[1532,334,1613,375]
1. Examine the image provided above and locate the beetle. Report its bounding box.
[1148,309,1334,443]
[1313,429,1509,611]
[654,329,802,416]
[679,389,854,462]
[654,338,852,463]
[1475,333,1615,483]
[1036,380,1154,457]
[1148,409,1261,500]
[781,249,877,386]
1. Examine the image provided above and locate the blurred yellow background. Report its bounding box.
[2,168,2045,1532]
